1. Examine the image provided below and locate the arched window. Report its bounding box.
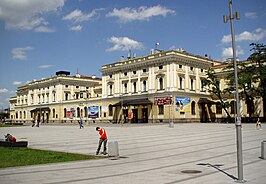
[191,101,196,115]
[84,107,88,118]
[77,107,80,117]
[23,111,26,119]
[64,108,66,118]
[230,101,236,114]
[108,105,113,116]
[53,109,55,118]
[216,102,222,114]
[133,82,137,93]
[81,109,83,117]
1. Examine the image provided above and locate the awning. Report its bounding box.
[198,98,214,104]
[112,98,152,107]
[30,107,50,112]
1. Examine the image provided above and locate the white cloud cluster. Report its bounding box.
[221,28,266,43]
[222,46,244,58]
[0,0,64,31]
[0,88,9,94]
[39,65,53,69]
[12,81,22,86]
[107,5,175,23]
[70,25,82,31]
[106,36,144,52]
[245,12,258,19]
[63,8,103,23]
[12,47,33,60]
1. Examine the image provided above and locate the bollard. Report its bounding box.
[108,140,119,157]
[261,141,266,159]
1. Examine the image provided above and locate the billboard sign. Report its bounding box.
[88,106,99,118]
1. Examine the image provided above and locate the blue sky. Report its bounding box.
[0,0,265,109]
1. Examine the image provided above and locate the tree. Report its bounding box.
[247,43,266,117]
[202,69,231,118]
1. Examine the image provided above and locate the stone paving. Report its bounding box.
[0,123,265,184]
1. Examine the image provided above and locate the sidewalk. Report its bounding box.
[0,123,265,184]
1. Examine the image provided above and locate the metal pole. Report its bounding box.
[224,0,244,182]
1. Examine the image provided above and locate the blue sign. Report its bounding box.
[175,96,190,111]
[88,106,99,118]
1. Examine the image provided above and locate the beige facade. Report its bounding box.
[10,50,264,124]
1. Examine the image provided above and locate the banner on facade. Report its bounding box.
[154,96,172,105]
[175,96,190,111]
[66,108,76,119]
[88,106,99,118]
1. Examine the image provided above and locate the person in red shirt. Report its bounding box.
[96,127,107,155]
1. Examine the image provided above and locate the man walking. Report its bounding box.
[96,127,107,155]
[79,116,84,129]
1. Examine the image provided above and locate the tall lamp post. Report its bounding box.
[223,0,244,182]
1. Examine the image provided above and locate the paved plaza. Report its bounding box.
[0,123,265,184]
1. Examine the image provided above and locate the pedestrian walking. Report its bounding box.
[256,118,262,130]
[95,127,107,155]
[79,116,84,129]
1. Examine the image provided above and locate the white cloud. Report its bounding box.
[221,28,266,43]
[245,12,258,19]
[12,47,33,60]
[12,81,22,86]
[106,36,144,52]
[222,46,244,58]
[70,25,82,31]
[63,8,104,23]
[39,65,53,69]
[0,0,65,30]
[107,5,175,23]
[0,88,9,94]
[34,26,55,33]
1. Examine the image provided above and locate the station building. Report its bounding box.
[9,49,264,124]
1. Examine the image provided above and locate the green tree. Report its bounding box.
[247,43,266,117]
[202,69,231,118]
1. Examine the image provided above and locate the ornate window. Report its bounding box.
[191,101,196,115]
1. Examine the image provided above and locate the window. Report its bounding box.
[133,71,136,74]
[143,68,147,73]
[179,77,183,89]
[109,85,113,95]
[53,109,55,118]
[133,82,137,93]
[201,69,204,73]
[190,78,194,91]
[179,64,182,69]
[190,66,194,71]
[159,65,163,69]
[65,85,68,88]
[108,105,113,116]
[124,83,128,93]
[216,102,222,114]
[158,105,164,115]
[64,108,66,118]
[80,93,83,98]
[53,93,56,101]
[77,107,80,117]
[200,79,204,91]
[143,80,147,92]
[65,93,69,100]
[84,107,88,117]
[75,93,79,99]
[191,101,196,115]
[159,78,163,90]
[46,94,49,103]
[124,72,127,76]
[109,75,112,78]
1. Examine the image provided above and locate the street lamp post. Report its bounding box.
[223,0,245,182]
[168,88,174,128]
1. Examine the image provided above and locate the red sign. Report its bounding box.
[154,97,172,105]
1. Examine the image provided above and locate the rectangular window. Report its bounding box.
[158,105,164,115]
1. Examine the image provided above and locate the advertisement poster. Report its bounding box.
[88,106,99,118]
[175,96,190,111]
[66,108,75,119]
[154,96,172,105]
